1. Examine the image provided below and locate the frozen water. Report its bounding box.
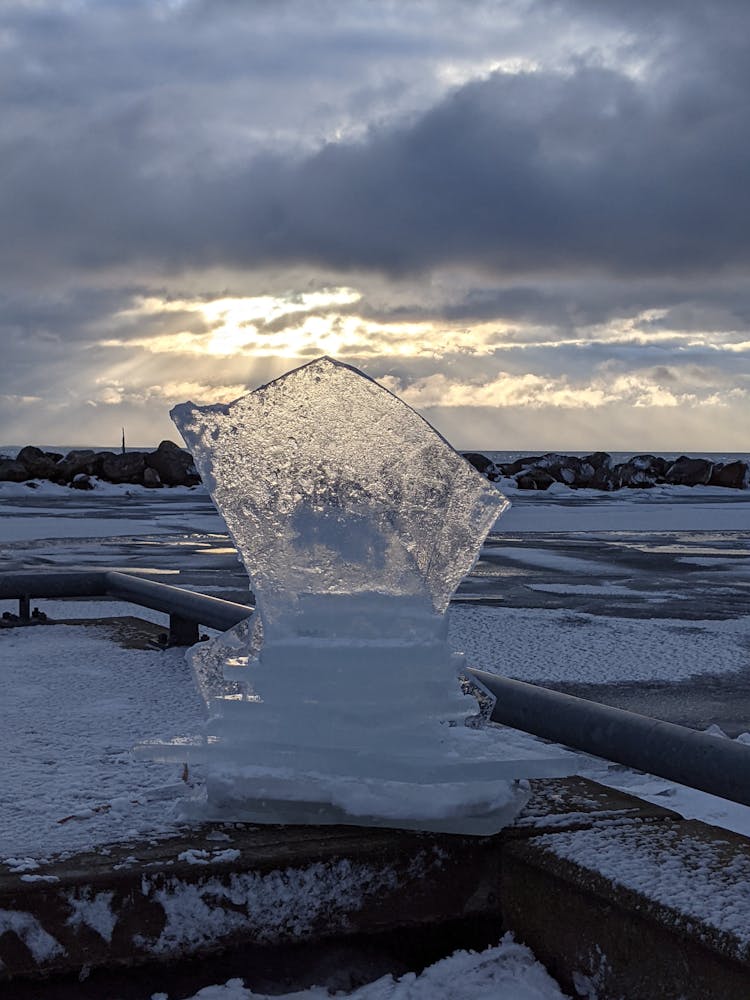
[172,357,506,633]
[168,358,578,834]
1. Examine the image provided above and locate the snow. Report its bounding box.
[2,467,750,998]
[535,821,750,954]
[156,933,569,1000]
[0,624,205,860]
[2,482,750,853]
[141,857,401,955]
[0,910,65,964]
[65,889,117,943]
[525,582,688,601]
[0,495,224,543]
[449,604,750,684]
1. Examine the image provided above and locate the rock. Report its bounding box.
[664,456,713,486]
[143,467,163,488]
[0,459,29,482]
[536,454,597,488]
[145,440,201,487]
[583,452,612,472]
[100,451,147,484]
[70,473,94,491]
[709,461,749,490]
[55,449,101,482]
[500,455,543,476]
[463,452,499,480]
[16,445,60,480]
[515,469,555,490]
[615,455,667,489]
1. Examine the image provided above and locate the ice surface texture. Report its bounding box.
[169,358,575,834]
[172,357,508,637]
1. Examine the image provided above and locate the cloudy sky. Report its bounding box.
[2,0,749,451]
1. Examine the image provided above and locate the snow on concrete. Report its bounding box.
[65,889,117,943]
[0,624,205,861]
[155,933,569,1000]
[0,910,65,964]
[449,604,750,684]
[535,821,750,955]
[141,858,401,955]
[586,735,750,839]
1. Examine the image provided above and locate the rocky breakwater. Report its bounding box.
[0,440,201,490]
[463,451,750,491]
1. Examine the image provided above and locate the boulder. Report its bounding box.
[709,461,749,490]
[535,454,596,488]
[583,452,612,472]
[70,473,94,491]
[145,440,201,487]
[463,452,499,480]
[143,467,163,489]
[664,456,713,486]
[0,459,29,482]
[615,455,667,489]
[16,445,60,480]
[100,451,147,484]
[55,449,101,482]
[500,455,543,476]
[515,469,556,490]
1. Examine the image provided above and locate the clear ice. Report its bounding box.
[167,357,578,834]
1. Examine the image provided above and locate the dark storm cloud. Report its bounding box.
[232,65,750,277]
[2,1,749,284]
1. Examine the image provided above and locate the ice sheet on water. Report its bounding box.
[172,357,507,636]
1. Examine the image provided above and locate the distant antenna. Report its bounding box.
[121,427,126,455]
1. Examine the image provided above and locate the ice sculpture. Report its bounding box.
[166,358,577,834]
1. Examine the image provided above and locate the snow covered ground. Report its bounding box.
[1,477,749,998]
[2,477,750,854]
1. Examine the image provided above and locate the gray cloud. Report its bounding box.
[0,0,748,447]
[2,2,749,282]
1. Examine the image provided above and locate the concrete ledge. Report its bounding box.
[2,777,749,998]
[0,822,501,983]
[503,815,750,999]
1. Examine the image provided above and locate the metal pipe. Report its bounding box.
[468,668,750,808]
[3,570,748,805]
[104,571,251,632]
[0,570,252,633]
[0,571,108,599]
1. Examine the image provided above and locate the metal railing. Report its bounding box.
[2,570,749,808]
[0,570,251,644]
[468,668,750,809]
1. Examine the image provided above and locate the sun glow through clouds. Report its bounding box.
[106,288,363,358]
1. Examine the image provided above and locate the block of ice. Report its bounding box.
[165,357,578,834]
[173,357,506,636]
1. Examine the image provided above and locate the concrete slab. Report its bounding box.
[503,816,750,999]
[0,820,503,985]
[513,775,681,836]
[0,775,685,993]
